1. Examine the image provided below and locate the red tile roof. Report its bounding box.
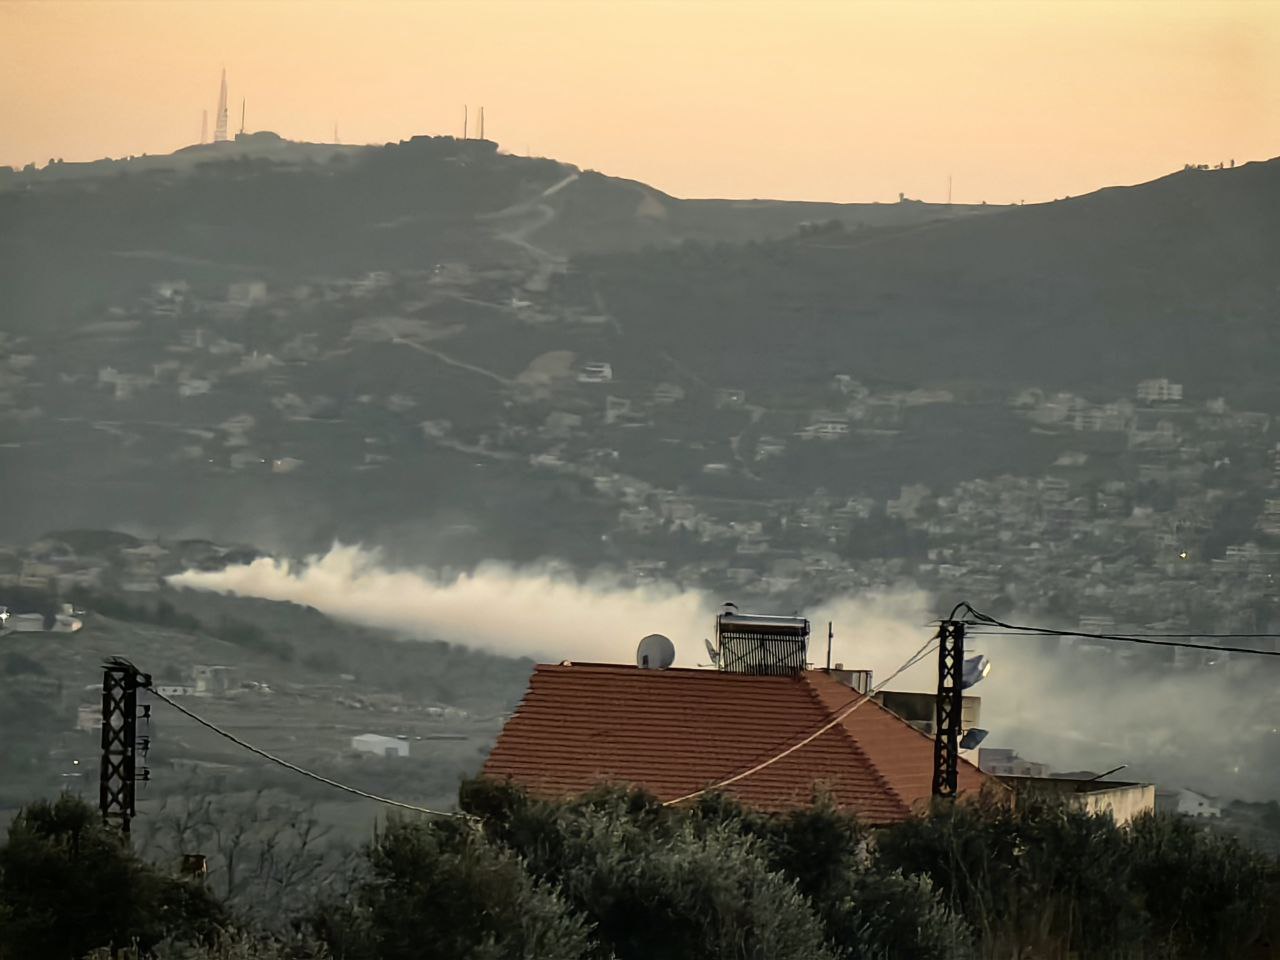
[482,663,994,823]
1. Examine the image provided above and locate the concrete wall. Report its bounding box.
[1076,783,1156,826]
[999,776,1156,826]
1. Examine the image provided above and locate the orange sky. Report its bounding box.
[2,0,1277,203]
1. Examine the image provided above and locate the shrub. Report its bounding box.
[324,816,593,960]
[1127,811,1279,958]
[0,795,227,958]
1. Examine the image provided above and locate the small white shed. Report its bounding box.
[351,733,409,758]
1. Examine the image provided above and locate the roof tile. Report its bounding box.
[482,664,995,823]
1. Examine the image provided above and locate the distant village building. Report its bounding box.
[351,733,410,758]
[192,665,237,696]
[604,396,633,425]
[1137,378,1183,403]
[886,484,932,521]
[1156,787,1222,818]
[577,361,613,383]
[714,388,747,409]
[652,382,685,405]
[227,280,268,307]
[76,704,101,733]
[978,747,1051,778]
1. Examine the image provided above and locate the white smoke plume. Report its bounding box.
[167,544,1280,798]
[166,544,936,675]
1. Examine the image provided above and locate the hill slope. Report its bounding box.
[0,133,993,334]
[569,158,1280,399]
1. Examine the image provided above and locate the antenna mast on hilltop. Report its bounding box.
[240,98,246,135]
[213,68,229,142]
[479,106,485,140]
[463,105,468,140]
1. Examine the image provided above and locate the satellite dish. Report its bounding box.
[961,654,991,689]
[637,634,676,670]
[704,637,720,666]
[959,728,989,750]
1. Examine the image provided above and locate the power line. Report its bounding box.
[146,687,472,819]
[955,603,1280,659]
[662,636,939,808]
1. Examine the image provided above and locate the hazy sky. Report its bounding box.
[3,0,1277,203]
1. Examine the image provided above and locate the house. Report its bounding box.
[192,665,237,696]
[482,662,995,822]
[578,361,613,383]
[652,382,685,405]
[351,733,410,758]
[1137,378,1183,403]
[875,690,982,737]
[978,747,1050,778]
[1156,787,1222,818]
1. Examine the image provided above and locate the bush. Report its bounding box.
[874,794,1280,960]
[463,782,839,960]
[0,795,227,959]
[323,816,593,960]
[1128,811,1279,958]
[691,792,970,960]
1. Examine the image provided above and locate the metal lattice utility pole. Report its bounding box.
[931,620,965,798]
[99,659,151,835]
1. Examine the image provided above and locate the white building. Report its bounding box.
[192,665,237,696]
[1157,787,1221,818]
[351,733,410,758]
[1137,378,1184,403]
[978,747,1051,778]
[578,361,613,383]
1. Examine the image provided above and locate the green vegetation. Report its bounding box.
[0,795,225,959]
[2,787,1277,959]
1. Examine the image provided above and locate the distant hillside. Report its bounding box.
[0,133,994,334]
[565,158,1280,402]
[0,569,533,814]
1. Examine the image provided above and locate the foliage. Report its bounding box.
[86,933,330,960]
[1127,811,1279,958]
[465,781,864,960]
[689,792,971,960]
[6,784,1279,960]
[0,794,227,959]
[136,787,359,928]
[322,816,594,960]
[875,794,1279,960]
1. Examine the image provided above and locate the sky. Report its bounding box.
[2,0,1278,204]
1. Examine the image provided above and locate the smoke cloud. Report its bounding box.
[169,544,1280,799]
[166,544,935,675]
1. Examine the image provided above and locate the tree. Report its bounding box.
[1127,812,1279,958]
[0,794,226,958]
[137,785,358,927]
[462,782,838,960]
[322,816,593,960]
[691,793,971,960]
